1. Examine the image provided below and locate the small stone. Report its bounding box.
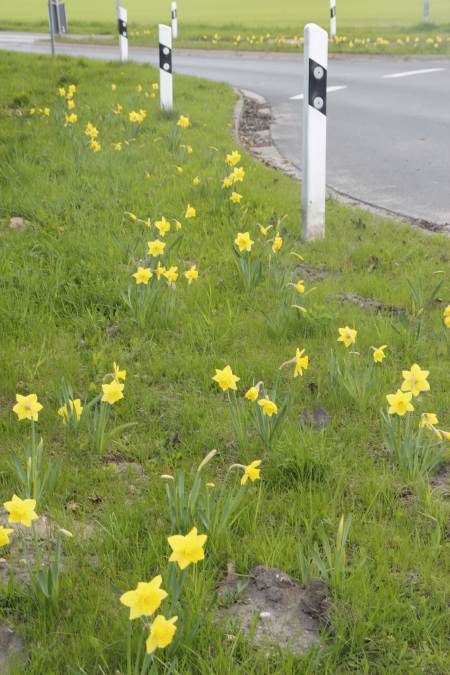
[8,216,26,232]
[300,407,330,430]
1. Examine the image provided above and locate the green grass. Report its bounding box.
[0,50,449,673]
[2,0,450,26]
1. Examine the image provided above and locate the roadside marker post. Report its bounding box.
[330,0,337,38]
[117,5,128,62]
[159,24,173,112]
[48,0,56,55]
[423,1,430,21]
[171,2,178,39]
[302,23,328,241]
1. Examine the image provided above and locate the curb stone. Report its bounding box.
[234,89,449,237]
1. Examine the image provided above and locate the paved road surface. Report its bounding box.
[1,32,449,225]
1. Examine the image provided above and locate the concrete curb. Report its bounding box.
[233,88,449,237]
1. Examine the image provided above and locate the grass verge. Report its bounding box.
[0,50,449,673]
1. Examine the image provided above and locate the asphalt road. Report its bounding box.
[1,32,449,226]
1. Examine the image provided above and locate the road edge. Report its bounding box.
[233,88,449,237]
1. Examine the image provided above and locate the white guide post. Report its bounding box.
[159,24,173,112]
[330,0,337,38]
[302,23,328,241]
[118,6,128,62]
[171,2,178,39]
[423,0,430,21]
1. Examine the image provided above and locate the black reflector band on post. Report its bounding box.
[172,10,177,19]
[118,19,127,38]
[308,58,327,116]
[330,8,336,18]
[159,43,172,74]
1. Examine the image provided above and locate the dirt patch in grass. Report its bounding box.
[0,624,25,674]
[217,565,329,656]
[339,292,402,316]
[430,463,450,499]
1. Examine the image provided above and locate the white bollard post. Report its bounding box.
[302,23,328,241]
[117,6,128,62]
[330,0,337,38]
[423,0,430,21]
[171,2,178,39]
[159,24,173,112]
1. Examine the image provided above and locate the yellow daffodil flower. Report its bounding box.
[65,113,77,124]
[184,265,199,284]
[234,231,254,253]
[111,83,117,91]
[337,326,357,348]
[4,495,38,527]
[114,142,122,151]
[58,87,66,97]
[148,240,166,257]
[212,365,240,391]
[113,104,123,115]
[89,139,101,152]
[244,386,259,402]
[420,412,438,430]
[294,348,309,377]
[0,526,14,547]
[293,280,305,294]
[168,527,207,570]
[155,217,171,236]
[232,167,245,182]
[133,267,152,285]
[84,122,98,138]
[272,233,283,253]
[101,381,124,405]
[372,345,387,363]
[230,191,242,203]
[185,204,196,218]
[258,224,272,237]
[58,399,83,423]
[120,575,168,620]
[164,266,179,283]
[146,615,177,654]
[13,393,43,422]
[386,390,414,416]
[113,362,126,382]
[241,460,262,485]
[155,262,166,281]
[136,84,143,93]
[225,150,241,166]
[258,398,278,416]
[401,364,430,397]
[174,220,182,230]
[222,176,234,188]
[443,304,450,327]
[192,176,201,186]
[67,99,75,110]
[177,115,190,128]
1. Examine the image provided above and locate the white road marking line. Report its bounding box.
[290,85,347,100]
[382,67,445,79]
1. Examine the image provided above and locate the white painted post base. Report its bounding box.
[159,24,173,112]
[301,23,328,241]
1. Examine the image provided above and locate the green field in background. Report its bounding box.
[1,0,449,27]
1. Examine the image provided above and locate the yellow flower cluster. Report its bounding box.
[102,362,126,405]
[120,526,207,654]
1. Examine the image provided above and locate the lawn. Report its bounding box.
[2,0,450,27]
[0,50,449,673]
